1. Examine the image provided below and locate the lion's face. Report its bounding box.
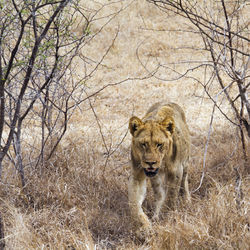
[129,117,175,177]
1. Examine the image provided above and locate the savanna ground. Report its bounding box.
[0,0,249,249]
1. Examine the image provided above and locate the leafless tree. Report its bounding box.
[147,0,249,164]
[0,212,4,249]
[0,0,126,189]
[0,0,80,186]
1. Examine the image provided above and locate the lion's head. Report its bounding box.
[129,116,175,177]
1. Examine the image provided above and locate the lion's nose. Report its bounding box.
[145,161,157,167]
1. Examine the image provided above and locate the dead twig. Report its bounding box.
[0,212,5,250]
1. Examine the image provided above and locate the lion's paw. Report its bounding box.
[135,224,153,241]
[152,213,159,222]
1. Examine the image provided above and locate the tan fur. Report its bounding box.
[128,102,191,236]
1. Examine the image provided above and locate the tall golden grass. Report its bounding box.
[1,0,249,249]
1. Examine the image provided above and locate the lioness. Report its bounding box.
[128,102,190,235]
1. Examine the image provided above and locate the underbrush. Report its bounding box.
[1,0,249,249]
[0,128,249,249]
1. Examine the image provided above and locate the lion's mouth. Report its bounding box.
[144,168,159,177]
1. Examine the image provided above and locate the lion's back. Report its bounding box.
[144,102,187,127]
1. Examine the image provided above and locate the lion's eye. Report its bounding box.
[157,143,163,148]
[141,143,146,148]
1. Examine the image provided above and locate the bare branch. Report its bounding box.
[0,212,5,250]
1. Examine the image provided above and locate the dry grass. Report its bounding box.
[1,127,249,249]
[1,0,249,249]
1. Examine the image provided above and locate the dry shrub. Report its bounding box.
[1,0,249,248]
[150,177,250,250]
[1,117,249,249]
[1,131,133,248]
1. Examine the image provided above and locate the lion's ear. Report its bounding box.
[160,117,175,134]
[129,116,143,136]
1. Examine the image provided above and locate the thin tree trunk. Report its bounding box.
[0,212,5,250]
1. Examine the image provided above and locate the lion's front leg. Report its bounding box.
[150,172,165,221]
[128,175,151,233]
[165,165,183,210]
[180,162,191,203]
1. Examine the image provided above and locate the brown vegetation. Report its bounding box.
[0,0,249,249]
